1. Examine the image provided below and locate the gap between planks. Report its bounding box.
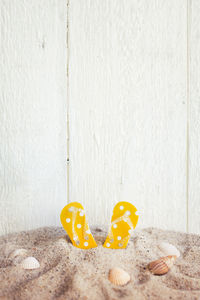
[186,0,191,233]
[67,0,70,204]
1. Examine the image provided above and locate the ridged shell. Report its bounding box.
[9,249,28,260]
[108,267,130,286]
[20,257,40,269]
[158,242,180,258]
[148,255,176,275]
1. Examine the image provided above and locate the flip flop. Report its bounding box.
[60,202,97,249]
[103,201,139,249]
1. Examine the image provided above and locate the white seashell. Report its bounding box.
[108,267,130,286]
[158,242,180,258]
[9,249,28,260]
[20,257,40,269]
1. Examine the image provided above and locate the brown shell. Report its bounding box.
[148,255,176,275]
[108,267,130,286]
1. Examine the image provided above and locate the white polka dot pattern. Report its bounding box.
[61,203,98,249]
[102,202,139,249]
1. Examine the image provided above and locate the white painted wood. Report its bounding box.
[0,0,68,234]
[69,0,187,231]
[1,0,195,235]
[189,0,200,233]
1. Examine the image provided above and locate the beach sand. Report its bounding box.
[0,226,200,300]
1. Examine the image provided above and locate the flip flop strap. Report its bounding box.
[111,213,133,229]
[108,213,133,242]
[71,207,87,242]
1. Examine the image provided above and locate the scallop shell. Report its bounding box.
[9,249,28,260]
[20,256,40,269]
[108,267,130,286]
[158,242,180,258]
[148,255,176,275]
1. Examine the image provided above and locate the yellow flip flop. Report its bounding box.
[60,202,97,249]
[103,201,139,249]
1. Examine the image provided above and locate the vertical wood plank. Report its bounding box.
[189,0,200,233]
[0,0,68,234]
[69,0,187,230]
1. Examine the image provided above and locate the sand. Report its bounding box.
[0,226,200,300]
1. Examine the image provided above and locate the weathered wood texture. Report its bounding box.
[69,0,188,231]
[0,0,68,234]
[1,0,200,235]
[189,0,200,233]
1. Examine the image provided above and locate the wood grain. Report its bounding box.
[0,0,195,235]
[0,0,68,234]
[69,0,187,230]
[189,0,200,233]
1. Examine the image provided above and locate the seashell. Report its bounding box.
[158,242,180,258]
[20,256,40,270]
[148,255,176,275]
[108,267,130,286]
[9,248,28,260]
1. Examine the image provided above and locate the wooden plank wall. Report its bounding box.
[1,0,200,235]
[69,0,189,232]
[189,0,200,233]
[0,0,68,234]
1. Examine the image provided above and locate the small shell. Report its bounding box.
[158,242,180,258]
[108,267,130,286]
[148,255,176,275]
[9,249,28,260]
[20,257,40,270]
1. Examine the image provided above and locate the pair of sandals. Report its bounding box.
[60,201,139,249]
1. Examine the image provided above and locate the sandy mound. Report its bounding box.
[0,226,200,300]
